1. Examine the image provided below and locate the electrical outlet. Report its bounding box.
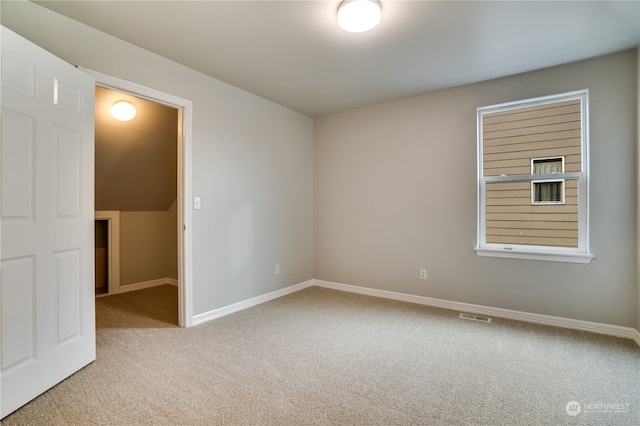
[275,264,280,275]
[420,269,427,280]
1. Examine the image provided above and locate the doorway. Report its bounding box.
[83,68,193,327]
[94,85,178,303]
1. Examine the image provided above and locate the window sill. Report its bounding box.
[474,247,594,264]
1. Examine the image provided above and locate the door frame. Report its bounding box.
[82,68,193,327]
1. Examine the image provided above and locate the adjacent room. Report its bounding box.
[1,1,639,424]
[94,86,179,320]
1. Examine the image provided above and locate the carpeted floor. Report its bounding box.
[3,285,639,425]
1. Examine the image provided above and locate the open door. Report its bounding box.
[1,26,96,418]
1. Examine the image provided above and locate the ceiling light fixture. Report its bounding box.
[111,101,136,121]
[338,0,381,33]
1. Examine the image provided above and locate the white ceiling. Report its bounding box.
[35,1,640,117]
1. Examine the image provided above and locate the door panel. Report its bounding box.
[1,111,35,220]
[1,26,96,419]
[54,126,82,218]
[0,257,35,370]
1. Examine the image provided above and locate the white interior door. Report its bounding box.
[1,26,96,418]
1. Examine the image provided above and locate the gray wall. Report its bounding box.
[2,1,314,316]
[315,50,638,328]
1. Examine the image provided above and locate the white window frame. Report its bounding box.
[475,90,593,264]
[531,156,565,205]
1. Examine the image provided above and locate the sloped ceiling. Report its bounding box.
[30,0,640,117]
[95,86,177,212]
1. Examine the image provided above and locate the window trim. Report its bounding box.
[475,90,593,263]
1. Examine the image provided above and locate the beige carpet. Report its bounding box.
[3,285,639,425]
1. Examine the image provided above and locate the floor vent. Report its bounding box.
[459,313,492,323]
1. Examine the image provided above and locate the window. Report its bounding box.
[475,90,592,263]
[531,157,564,204]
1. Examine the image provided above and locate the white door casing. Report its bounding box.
[80,67,194,328]
[1,26,96,418]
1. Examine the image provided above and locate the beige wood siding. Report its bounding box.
[482,99,581,248]
[483,100,582,176]
[485,180,578,247]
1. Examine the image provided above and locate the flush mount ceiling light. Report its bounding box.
[111,101,136,121]
[338,0,381,33]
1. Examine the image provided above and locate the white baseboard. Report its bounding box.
[191,280,315,326]
[314,279,640,346]
[182,277,639,347]
[117,277,178,294]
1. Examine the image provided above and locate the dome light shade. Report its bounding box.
[338,0,381,33]
[111,101,136,121]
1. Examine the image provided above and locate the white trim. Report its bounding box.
[636,50,640,353]
[180,277,638,346]
[478,89,590,114]
[313,280,640,346]
[483,172,580,183]
[474,247,594,264]
[191,280,315,326]
[117,278,177,293]
[79,67,194,328]
[94,211,121,295]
